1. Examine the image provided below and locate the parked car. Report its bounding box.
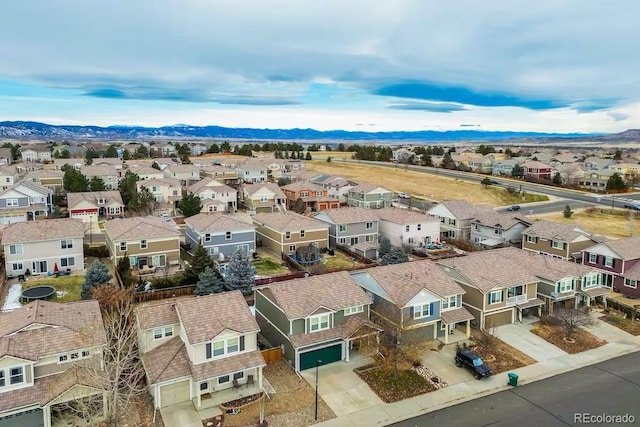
[506,205,521,211]
[490,179,501,185]
[397,192,411,199]
[455,348,492,379]
[623,202,640,210]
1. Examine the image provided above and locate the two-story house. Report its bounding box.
[491,159,521,176]
[313,206,380,248]
[428,200,494,241]
[242,182,287,214]
[137,178,182,205]
[470,210,531,248]
[351,260,474,345]
[582,236,640,299]
[375,207,440,249]
[0,147,12,166]
[22,170,65,191]
[0,182,52,225]
[21,146,52,163]
[136,291,266,409]
[67,191,125,222]
[103,216,181,271]
[80,165,120,190]
[198,165,239,184]
[524,160,553,181]
[163,164,201,186]
[127,165,166,181]
[0,300,107,427]
[236,160,268,183]
[53,159,84,171]
[185,213,256,259]
[252,211,329,256]
[187,178,237,213]
[2,218,85,278]
[254,271,381,371]
[347,183,393,209]
[468,156,494,174]
[522,220,600,261]
[0,165,20,191]
[309,175,356,204]
[438,248,545,329]
[281,181,340,212]
[577,169,615,192]
[582,157,616,171]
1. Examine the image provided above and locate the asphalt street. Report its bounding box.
[390,351,640,427]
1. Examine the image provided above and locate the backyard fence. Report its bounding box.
[261,347,283,364]
[133,285,195,303]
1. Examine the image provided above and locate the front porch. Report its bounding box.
[438,307,474,344]
[193,382,264,412]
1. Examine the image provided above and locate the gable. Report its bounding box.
[572,234,591,244]
[312,213,334,224]
[0,188,28,199]
[405,288,441,308]
[428,204,455,219]
[350,271,391,301]
[587,243,621,259]
[210,328,242,341]
[0,355,33,367]
[70,199,97,210]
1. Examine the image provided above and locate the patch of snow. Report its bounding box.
[249,305,256,316]
[2,284,23,311]
[56,290,68,298]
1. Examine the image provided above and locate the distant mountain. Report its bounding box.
[0,120,626,143]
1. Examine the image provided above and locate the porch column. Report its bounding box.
[432,325,437,339]
[345,339,350,362]
[603,296,608,309]
[537,305,542,317]
[43,405,51,427]
[465,320,471,338]
[586,296,591,307]
[444,325,449,344]
[258,366,263,389]
[518,308,522,323]
[197,382,202,407]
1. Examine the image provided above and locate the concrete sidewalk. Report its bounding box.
[314,324,640,427]
[493,323,567,362]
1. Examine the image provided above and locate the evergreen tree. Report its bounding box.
[178,193,202,217]
[224,249,257,295]
[207,143,220,154]
[182,243,214,285]
[135,145,149,158]
[62,166,90,192]
[552,172,563,185]
[85,148,98,165]
[221,141,231,152]
[291,198,306,214]
[128,186,156,215]
[90,176,106,191]
[326,156,332,163]
[52,205,66,218]
[381,246,409,266]
[117,253,133,287]
[122,150,131,161]
[118,171,139,206]
[82,261,113,299]
[563,205,573,219]
[481,177,492,188]
[511,164,525,178]
[194,267,224,296]
[606,172,628,191]
[379,237,391,257]
[305,152,312,160]
[277,177,291,186]
[151,161,161,170]
[105,145,119,158]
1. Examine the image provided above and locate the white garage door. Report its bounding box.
[160,380,190,408]
[0,215,25,225]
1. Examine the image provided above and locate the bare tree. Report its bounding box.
[554,307,594,340]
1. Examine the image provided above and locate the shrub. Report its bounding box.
[539,314,562,326]
[84,244,110,258]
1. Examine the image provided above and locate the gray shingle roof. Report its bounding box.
[185,213,255,233]
[243,182,286,198]
[505,247,595,281]
[436,200,494,220]
[598,235,640,260]
[314,207,380,224]
[67,191,124,210]
[253,211,329,231]
[281,180,324,192]
[103,216,180,240]
[375,207,440,225]
[1,218,85,244]
[471,210,531,230]
[523,220,592,242]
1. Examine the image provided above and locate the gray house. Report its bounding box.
[347,183,394,209]
[313,207,379,257]
[184,213,256,259]
[0,182,53,225]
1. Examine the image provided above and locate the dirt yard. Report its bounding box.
[469,330,536,374]
[534,209,640,238]
[222,361,335,427]
[356,363,435,403]
[531,324,607,353]
[602,313,640,336]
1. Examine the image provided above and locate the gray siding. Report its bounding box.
[255,292,290,336]
[0,196,30,208]
[537,281,556,296]
[186,225,256,255]
[402,301,440,329]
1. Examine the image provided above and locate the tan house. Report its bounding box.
[438,248,545,329]
[80,165,120,190]
[252,211,329,255]
[187,178,238,212]
[163,164,201,185]
[0,165,20,191]
[22,170,65,191]
[242,182,287,213]
[137,178,182,205]
[522,220,600,261]
[198,165,239,184]
[0,300,107,427]
[103,216,181,271]
[67,191,125,222]
[127,165,165,181]
[281,180,340,212]
[136,291,266,409]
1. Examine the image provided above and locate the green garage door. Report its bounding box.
[0,409,44,427]
[299,344,342,371]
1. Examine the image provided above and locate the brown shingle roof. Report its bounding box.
[141,337,192,384]
[185,213,255,233]
[375,207,440,225]
[190,350,266,382]
[438,248,540,293]
[135,300,180,331]
[257,271,371,319]
[471,210,531,230]
[598,236,640,260]
[288,314,380,348]
[436,200,494,220]
[188,178,235,194]
[523,220,593,242]
[502,247,594,282]
[314,207,380,224]
[281,180,324,193]
[67,191,124,210]
[103,216,181,240]
[175,291,258,345]
[252,211,329,232]
[362,260,465,307]
[243,182,286,199]
[1,218,85,244]
[440,307,475,324]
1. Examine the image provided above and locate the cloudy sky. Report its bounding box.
[1,1,639,133]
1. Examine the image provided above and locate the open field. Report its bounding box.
[533,209,640,238]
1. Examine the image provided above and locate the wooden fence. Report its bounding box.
[133,285,195,303]
[261,347,283,364]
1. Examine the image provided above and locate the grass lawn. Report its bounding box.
[356,365,435,403]
[321,251,363,269]
[253,257,289,276]
[469,330,536,374]
[534,209,640,238]
[23,275,84,303]
[603,313,640,336]
[531,323,607,353]
[306,161,548,206]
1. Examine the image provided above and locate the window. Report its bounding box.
[413,303,430,319]
[604,257,614,268]
[526,235,537,244]
[309,314,330,332]
[9,244,23,255]
[225,231,232,240]
[300,230,305,238]
[10,367,23,385]
[507,286,524,298]
[227,337,239,354]
[582,274,600,288]
[218,375,230,384]
[213,340,225,357]
[338,238,346,244]
[140,239,148,249]
[344,305,364,315]
[301,191,309,197]
[288,245,296,252]
[488,291,503,305]
[494,229,503,235]
[70,352,79,360]
[0,371,3,387]
[60,257,75,267]
[557,278,574,293]
[60,239,73,249]
[11,262,22,271]
[82,350,90,358]
[338,224,347,232]
[6,198,18,207]
[120,242,127,251]
[440,217,445,224]
[417,224,422,231]
[209,247,219,256]
[59,354,68,363]
[588,253,597,264]
[200,382,209,391]
[366,222,374,230]
[204,233,211,243]
[153,327,173,340]
[285,231,291,239]
[316,191,323,196]
[405,225,410,232]
[233,372,244,380]
[625,278,638,289]
[552,240,565,249]
[442,296,457,310]
[365,235,374,242]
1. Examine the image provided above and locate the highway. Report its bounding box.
[390,351,640,427]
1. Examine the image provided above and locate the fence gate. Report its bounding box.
[261,347,283,364]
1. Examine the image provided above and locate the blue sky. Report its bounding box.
[0,1,639,133]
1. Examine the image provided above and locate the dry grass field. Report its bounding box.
[533,209,640,239]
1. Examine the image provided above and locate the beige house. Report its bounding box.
[428,200,494,241]
[242,182,287,213]
[137,178,182,204]
[438,248,545,329]
[136,291,266,409]
[80,165,120,190]
[252,211,329,255]
[103,216,181,270]
[0,165,20,191]
[67,191,125,222]
[187,178,237,212]
[126,165,165,181]
[522,220,600,261]
[163,164,201,185]
[0,300,107,427]
[2,218,86,278]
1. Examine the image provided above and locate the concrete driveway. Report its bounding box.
[421,343,473,385]
[494,323,567,362]
[300,358,383,417]
[159,401,202,427]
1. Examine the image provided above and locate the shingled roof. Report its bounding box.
[595,235,640,260]
[185,213,254,233]
[314,207,380,224]
[523,220,593,242]
[1,218,85,244]
[103,216,180,240]
[253,211,329,231]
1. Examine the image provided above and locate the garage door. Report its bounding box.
[0,409,44,427]
[299,344,342,371]
[485,310,513,328]
[0,216,24,225]
[160,380,190,408]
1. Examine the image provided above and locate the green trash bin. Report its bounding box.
[508,372,518,387]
